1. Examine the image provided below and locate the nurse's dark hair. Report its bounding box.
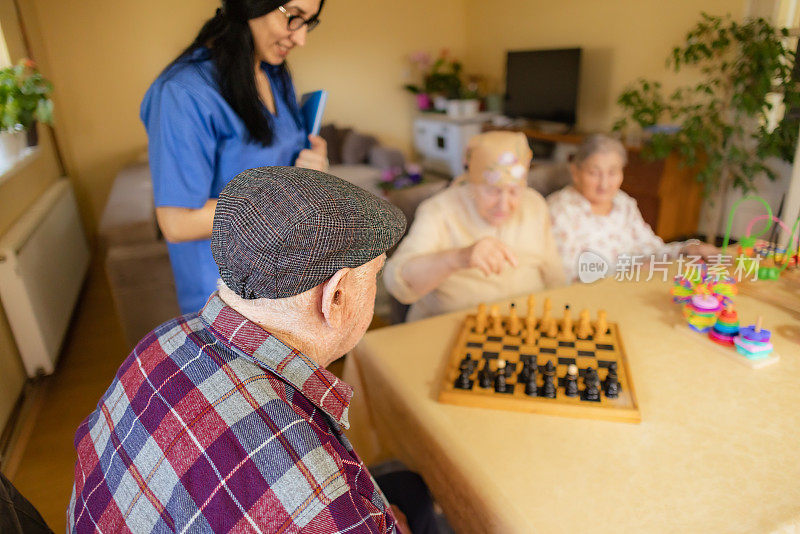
[168,0,325,146]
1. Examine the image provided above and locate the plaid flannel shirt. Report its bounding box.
[68,293,397,533]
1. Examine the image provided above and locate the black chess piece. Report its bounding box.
[564,364,579,397]
[581,367,600,401]
[494,368,507,393]
[541,361,556,398]
[517,360,531,384]
[460,354,476,374]
[478,360,493,388]
[604,363,621,398]
[524,360,538,396]
[454,367,472,390]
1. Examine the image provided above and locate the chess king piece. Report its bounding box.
[576,309,592,339]
[494,359,508,392]
[542,360,557,398]
[564,364,579,397]
[561,305,576,341]
[595,310,609,342]
[581,367,600,401]
[508,303,521,335]
[489,304,503,335]
[479,359,493,388]
[540,298,554,334]
[475,303,488,334]
[603,362,620,398]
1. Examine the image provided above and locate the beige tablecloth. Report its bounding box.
[344,276,800,533]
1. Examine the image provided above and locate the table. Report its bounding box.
[345,275,800,533]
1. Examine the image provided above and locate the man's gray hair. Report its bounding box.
[573,134,627,167]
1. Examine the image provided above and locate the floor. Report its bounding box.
[7,264,127,531]
[5,263,382,531]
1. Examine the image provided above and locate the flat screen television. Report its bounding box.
[504,48,582,126]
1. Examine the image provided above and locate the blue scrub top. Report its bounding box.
[141,47,307,313]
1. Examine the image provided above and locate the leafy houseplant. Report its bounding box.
[404,50,479,112]
[613,13,800,197]
[0,58,54,136]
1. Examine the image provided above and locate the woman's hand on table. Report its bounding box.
[682,241,721,261]
[462,236,519,276]
[295,134,329,172]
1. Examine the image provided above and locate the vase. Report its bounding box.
[432,95,448,112]
[415,93,432,111]
[0,129,27,168]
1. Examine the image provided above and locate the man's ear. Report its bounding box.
[321,268,350,328]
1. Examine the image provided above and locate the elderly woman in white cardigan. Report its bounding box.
[547,134,718,282]
[383,131,565,321]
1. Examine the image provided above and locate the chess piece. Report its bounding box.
[561,305,576,341]
[545,315,559,338]
[494,359,507,392]
[595,310,609,341]
[508,303,521,335]
[459,354,477,374]
[475,303,488,334]
[564,364,579,397]
[478,360,493,388]
[524,366,538,397]
[539,298,554,334]
[576,309,592,339]
[517,359,531,384]
[454,367,472,389]
[582,367,600,401]
[604,362,620,398]
[542,361,557,398]
[525,315,537,345]
[489,304,503,335]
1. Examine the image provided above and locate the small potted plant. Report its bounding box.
[404,49,473,114]
[0,58,54,165]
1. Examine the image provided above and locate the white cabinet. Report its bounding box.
[413,114,489,177]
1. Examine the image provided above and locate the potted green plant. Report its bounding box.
[0,58,54,164]
[404,49,477,114]
[613,13,800,235]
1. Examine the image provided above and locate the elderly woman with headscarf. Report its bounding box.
[383,131,566,321]
[547,133,718,282]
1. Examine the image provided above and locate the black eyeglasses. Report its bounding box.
[277,6,321,32]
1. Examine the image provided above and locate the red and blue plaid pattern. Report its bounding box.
[68,293,397,533]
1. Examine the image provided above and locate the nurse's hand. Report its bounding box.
[295,134,329,172]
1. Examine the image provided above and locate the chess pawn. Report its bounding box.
[489,304,503,335]
[545,315,559,338]
[475,303,488,334]
[576,309,592,339]
[494,359,507,392]
[508,303,521,335]
[564,364,579,397]
[595,310,609,341]
[561,305,576,341]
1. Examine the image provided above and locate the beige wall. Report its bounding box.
[25,0,467,235]
[463,0,747,131]
[0,0,64,433]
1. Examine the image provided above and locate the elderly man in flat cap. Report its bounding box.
[68,168,419,533]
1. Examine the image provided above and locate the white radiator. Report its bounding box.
[0,179,89,377]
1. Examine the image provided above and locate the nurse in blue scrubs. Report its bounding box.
[141,0,327,313]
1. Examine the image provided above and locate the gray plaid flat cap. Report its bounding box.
[211,166,407,299]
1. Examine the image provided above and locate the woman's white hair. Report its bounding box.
[573,133,627,167]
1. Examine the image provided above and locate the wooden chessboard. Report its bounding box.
[438,308,641,423]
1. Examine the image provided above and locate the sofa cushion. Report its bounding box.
[98,155,159,247]
[319,123,351,165]
[341,131,378,165]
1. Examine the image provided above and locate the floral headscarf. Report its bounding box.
[465,131,532,186]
